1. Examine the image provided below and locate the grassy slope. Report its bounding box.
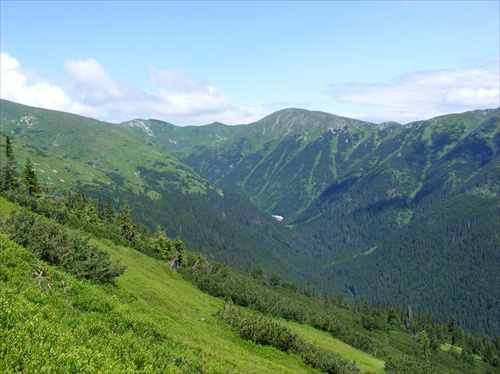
[0,196,386,374]
[281,320,386,374]
[2,197,499,374]
[0,99,219,196]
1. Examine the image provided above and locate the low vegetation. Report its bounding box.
[1,120,499,373]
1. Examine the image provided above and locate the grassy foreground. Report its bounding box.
[1,196,386,373]
[0,236,315,373]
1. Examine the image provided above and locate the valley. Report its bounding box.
[1,98,499,342]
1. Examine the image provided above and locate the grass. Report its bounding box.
[0,193,381,373]
[279,319,386,373]
[93,238,319,373]
[0,195,314,373]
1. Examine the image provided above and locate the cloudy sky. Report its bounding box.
[1,1,499,125]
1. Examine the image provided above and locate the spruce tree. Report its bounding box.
[120,197,135,241]
[21,157,40,196]
[152,224,172,260]
[419,330,431,360]
[106,192,115,223]
[96,191,105,220]
[1,136,18,191]
[72,191,84,218]
[172,236,186,268]
[83,196,99,224]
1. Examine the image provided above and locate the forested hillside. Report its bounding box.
[1,99,499,337]
[121,105,500,336]
[1,182,499,373]
[0,100,313,284]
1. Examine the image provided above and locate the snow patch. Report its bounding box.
[272,214,284,222]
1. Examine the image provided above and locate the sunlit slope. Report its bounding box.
[0,235,316,372]
[0,193,381,373]
[0,99,220,196]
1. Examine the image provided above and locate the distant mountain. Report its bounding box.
[2,99,499,335]
[0,100,310,285]
[119,105,500,335]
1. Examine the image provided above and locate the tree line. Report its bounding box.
[0,136,194,282]
[2,135,498,372]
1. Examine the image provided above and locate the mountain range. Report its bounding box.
[1,99,498,336]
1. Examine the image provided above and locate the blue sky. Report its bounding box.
[1,1,499,125]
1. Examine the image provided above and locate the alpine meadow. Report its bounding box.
[1,98,499,373]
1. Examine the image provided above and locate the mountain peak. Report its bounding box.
[251,108,372,140]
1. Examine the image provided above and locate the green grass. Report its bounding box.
[0,198,318,372]
[280,319,387,373]
[0,194,380,373]
[89,237,320,373]
[0,197,16,220]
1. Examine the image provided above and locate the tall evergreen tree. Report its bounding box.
[83,196,99,224]
[96,191,105,220]
[72,191,84,219]
[21,157,40,196]
[120,197,135,241]
[1,136,17,191]
[106,192,115,223]
[419,330,431,360]
[172,236,186,268]
[152,224,172,260]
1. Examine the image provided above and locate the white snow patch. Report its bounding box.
[272,214,284,222]
[168,139,178,145]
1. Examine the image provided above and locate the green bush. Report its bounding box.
[217,302,361,373]
[2,208,126,284]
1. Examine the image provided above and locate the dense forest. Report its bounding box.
[1,134,499,373]
[1,99,499,338]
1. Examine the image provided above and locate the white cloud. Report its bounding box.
[0,52,273,125]
[327,62,500,123]
[1,52,72,111]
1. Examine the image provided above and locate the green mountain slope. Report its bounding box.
[0,99,313,286]
[0,99,220,195]
[118,106,500,335]
[2,194,498,374]
[2,99,499,336]
[0,202,316,373]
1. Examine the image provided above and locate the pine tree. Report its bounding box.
[96,191,105,220]
[106,192,115,223]
[120,197,135,241]
[83,196,99,224]
[447,316,463,346]
[172,236,186,268]
[249,264,267,281]
[1,136,17,191]
[72,191,84,219]
[419,330,431,360]
[63,191,74,211]
[152,225,172,260]
[21,157,40,196]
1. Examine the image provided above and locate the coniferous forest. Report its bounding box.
[1,100,499,373]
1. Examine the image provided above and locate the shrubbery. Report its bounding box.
[217,301,361,374]
[2,208,126,284]
[179,267,381,356]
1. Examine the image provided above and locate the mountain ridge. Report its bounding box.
[1,98,499,335]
